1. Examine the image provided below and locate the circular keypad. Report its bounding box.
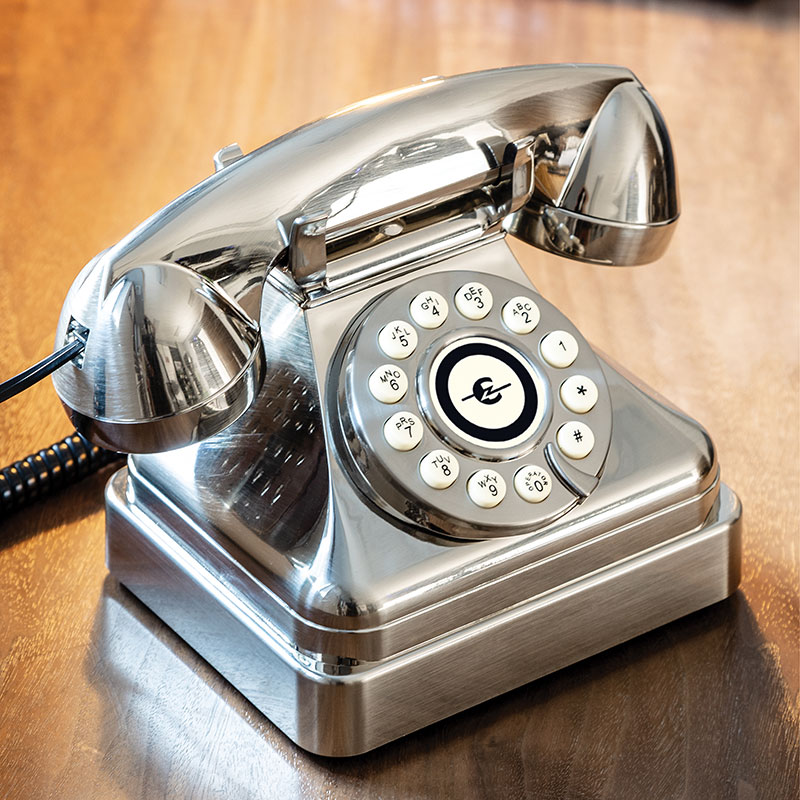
[334,269,612,539]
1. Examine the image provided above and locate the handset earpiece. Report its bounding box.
[52,260,264,453]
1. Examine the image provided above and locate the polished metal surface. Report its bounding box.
[47,63,737,758]
[106,472,740,756]
[123,239,724,656]
[52,65,678,453]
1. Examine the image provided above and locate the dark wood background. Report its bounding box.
[0,1,797,798]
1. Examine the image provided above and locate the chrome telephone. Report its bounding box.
[49,65,741,756]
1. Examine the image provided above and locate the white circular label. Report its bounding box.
[419,449,459,489]
[378,321,418,359]
[368,364,408,404]
[454,282,493,320]
[383,411,424,451]
[556,421,595,459]
[502,296,540,334]
[467,469,506,508]
[514,465,552,503]
[409,290,448,329]
[560,374,598,414]
[540,330,579,368]
[428,337,545,450]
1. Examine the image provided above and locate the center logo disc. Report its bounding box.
[427,336,546,450]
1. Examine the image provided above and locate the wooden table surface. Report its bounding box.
[0,1,797,798]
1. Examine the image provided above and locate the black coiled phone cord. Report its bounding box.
[0,431,124,517]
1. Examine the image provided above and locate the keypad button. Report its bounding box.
[454,282,493,320]
[368,364,408,404]
[419,449,460,489]
[410,290,449,329]
[560,375,598,414]
[378,321,418,359]
[514,465,553,503]
[502,296,540,335]
[467,469,506,508]
[383,412,424,451]
[556,421,595,459]
[540,330,579,368]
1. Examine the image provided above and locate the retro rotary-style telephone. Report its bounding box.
[8,65,742,755]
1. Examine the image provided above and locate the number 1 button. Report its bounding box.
[384,412,423,451]
[540,330,579,368]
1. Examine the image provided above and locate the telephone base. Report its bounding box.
[105,473,740,757]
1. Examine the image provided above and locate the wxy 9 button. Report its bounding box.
[378,321,418,359]
[454,282,493,320]
[409,290,448,329]
[467,468,506,508]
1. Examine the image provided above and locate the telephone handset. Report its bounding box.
[50,65,740,756]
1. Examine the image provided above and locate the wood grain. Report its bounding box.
[0,1,797,798]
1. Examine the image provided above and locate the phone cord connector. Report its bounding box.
[0,431,125,517]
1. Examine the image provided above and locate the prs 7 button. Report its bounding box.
[455,282,493,320]
[368,364,408,404]
[540,330,579,368]
[514,465,552,503]
[384,411,424,451]
[410,291,448,329]
[419,450,460,489]
[502,296,540,335]
[560,375,598,413]
[556,421,595,459]
[378,321,418,359]
[467,469,506,508]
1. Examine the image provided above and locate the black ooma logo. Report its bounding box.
[461,377,512,405]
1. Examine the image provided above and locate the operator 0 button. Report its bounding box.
[419,449,460,489]
[368,364,408,404]
[454,282,493,320]
[560,374,598,413]
[410,290,448,329]
[502,296,540,335]
[540,330,579,368]
[383,412,424,451]
[514,465,553,503]
[467,468,506,508]
[556,421,595,459]
[378,320,418,359]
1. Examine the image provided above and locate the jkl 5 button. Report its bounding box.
[378,321,418,359]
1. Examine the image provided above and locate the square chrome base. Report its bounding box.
[106,475,740,756]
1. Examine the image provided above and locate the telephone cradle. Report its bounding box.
[52,66,741,756]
